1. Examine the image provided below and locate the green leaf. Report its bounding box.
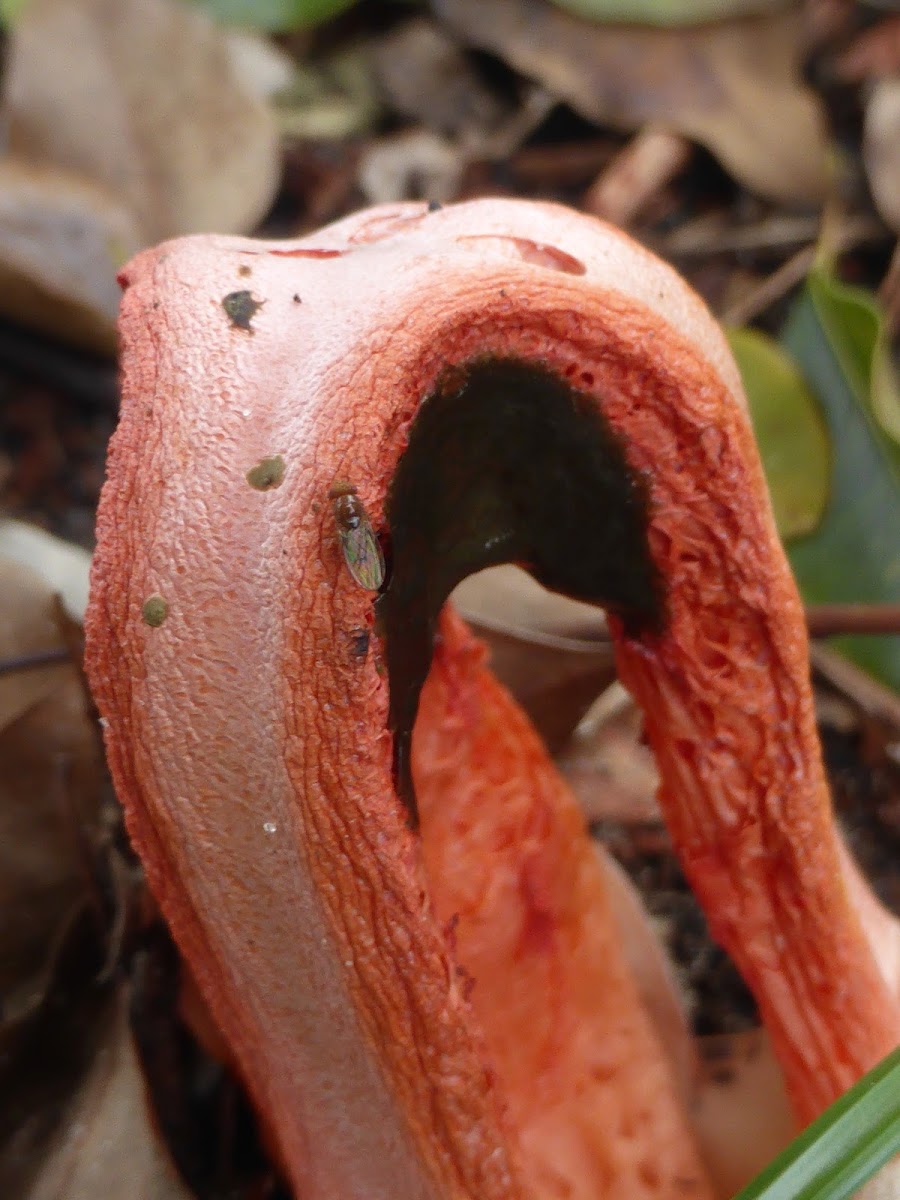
[782,266,900,692]
[546,0,790,26]
[805,269,900,456]
[0,0,29,25]
[728,327,830,541]
[191,0,358,32]
[734,1047,900,1200]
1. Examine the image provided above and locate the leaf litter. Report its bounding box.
[0,0,282,354]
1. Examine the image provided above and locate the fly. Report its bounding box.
[329,482,385,591]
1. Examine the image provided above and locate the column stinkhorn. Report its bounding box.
[86,199,900,1199]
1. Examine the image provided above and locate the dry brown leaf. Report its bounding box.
[0,521,92,625]
[803,0,857,48]
[0,555,78,732]
[465,624,616,753]
[453,563,609,645]
[226,27,295,101]
[1,951,190,1200]
[557,682,663,823]
[835,16,900,81]
[692,1029,794,1196]
[864,77,900,232]
[0,556,102,1019]
[0,549,164,1198]
[23,994,190,1200]
[600,849,696,1104]
[434,0,829,204]
[371,18,509,138]
[0,913,108,1195]
[0,685,102,1020]
[3,0,280,245]
[453,567,616,751]
[583,126,692,226]
[0,159,138,355]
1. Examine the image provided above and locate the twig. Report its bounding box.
[661,214,886,258]
[583,128,692,228]
[456,602,900,651]
[662,214,817,257]
[720,243,818,327]
[719,215,881,327]
[811,643,900,729]
[806,603,900,638]
[0,646,71,675]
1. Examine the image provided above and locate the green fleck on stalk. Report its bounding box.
[247,456,286,491]
[222,290,264,332]
[142,595,169,628]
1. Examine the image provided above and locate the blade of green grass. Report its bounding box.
[734,1047,900,1200]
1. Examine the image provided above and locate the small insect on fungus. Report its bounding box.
[348,627,371,659]
[329,482,385,591]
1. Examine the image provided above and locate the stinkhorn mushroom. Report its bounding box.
[86,199,900,1199]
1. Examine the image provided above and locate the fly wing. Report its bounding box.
[341,521,385,591]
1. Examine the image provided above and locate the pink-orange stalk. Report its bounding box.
[86,199,899,1198]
